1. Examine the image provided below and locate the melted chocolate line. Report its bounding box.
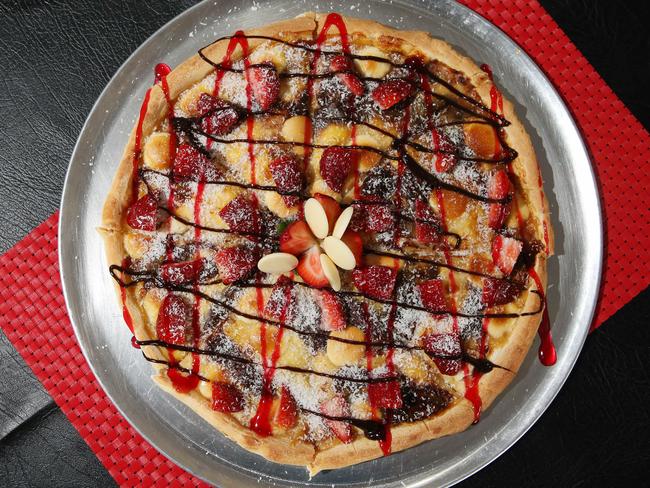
[136,339,398,384]
[109,265,151,287]
[183,109,514,166]
[144,167,463,246]
[142,168,304,198]
[109,265,223,289]
[364,247,501,280]
[111,263,508,374]
[176,124,510,204]
[406,135,517,164]
[347,199,461,248]
[157,206,272,239]
[338,288,543,319]
[226,279,532,322]
[401,152,508,204]
[155,282,533,361]
[111,264,540,323]
[302,408,387,440]
[144,354,388,441]
[199,35,509,127]
[314,115,515,164]
[191,128,398,159]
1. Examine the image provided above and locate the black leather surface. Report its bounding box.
[0,0,648,486]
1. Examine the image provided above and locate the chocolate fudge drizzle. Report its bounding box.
[113,13,554,450]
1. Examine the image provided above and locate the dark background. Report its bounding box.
[0,0,648,486]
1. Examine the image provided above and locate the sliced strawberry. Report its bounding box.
[340,230,363,265]
[270,154,303,207]
[418,279,447,312]
[199,97,241,136]
[352,265,397,300]
[371,79,414,110]
[279,220,317,255]
[483,277,523,307]
[296,246,329,288]
[215,246,257,284]
[275,386,298,428]
[314,193,342,232]
[320,395,353,443]
[368,379,403,409]
[219,195,260,234]
[126,193,158,231]
[364,204,394,232]
[433,130,458,173]
[196,92,220,116]
[414,200,441,243]
[246,63,280,111]
[487,170,511,229]
[211,382,245,412]
[330,55,365,96]
[319,147,356,193]
[317,290,346,331]
[160,259,203,286]
[422,332,462,375]
[349,203,368,232]
[173,143,213,181]
[263,275,294,320]
[491,234,523,275]
[156,294,190,345]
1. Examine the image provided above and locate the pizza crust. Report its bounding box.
[100,12,553,474]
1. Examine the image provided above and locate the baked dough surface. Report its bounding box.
[100,12,553,474]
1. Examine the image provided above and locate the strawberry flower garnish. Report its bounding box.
[257,194,362,291]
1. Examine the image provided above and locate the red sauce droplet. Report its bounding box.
[529,268,557,366]
[154,62,172,84]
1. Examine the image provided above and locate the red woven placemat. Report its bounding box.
[461,0,650,329]
[1,1,648,485]
[0,213,203,486]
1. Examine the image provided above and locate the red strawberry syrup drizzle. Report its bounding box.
[157,63,201,392]
[482,64,556,367]
[419,71,482,421]
[205,33,278,435]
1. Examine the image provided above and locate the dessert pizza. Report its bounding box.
[100,12,554,474]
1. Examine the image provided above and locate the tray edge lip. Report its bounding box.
[57,1,604,486]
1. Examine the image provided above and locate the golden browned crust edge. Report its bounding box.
[99,11,553,474]
[152,374,316,466]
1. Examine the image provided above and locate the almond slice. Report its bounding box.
[257,252,298,274]
[281,115,309,155]
[322,236,356,270]
[304,198,329,239]
[320,254,341,291]
[332,206,354,238]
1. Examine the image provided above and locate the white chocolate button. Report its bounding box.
[322,236,356,270]
[304,198,329,239]
[199,380,213,399]
[143,132,171,170]
[353,46,391,78]
[326,326,366,366]
[320,254,341,291]
[257,252,298,274]
[332,206,354,238]
[281,115,309,155]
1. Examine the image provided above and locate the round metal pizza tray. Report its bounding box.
[59,0,602,486]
